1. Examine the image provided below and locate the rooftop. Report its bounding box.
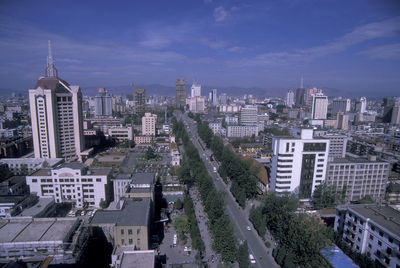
[0,217,78,243]
[90,198,150,227]
[18,197,55,217]
[114,174,132,181]
[119,250,155,268]
[331,157,386,164]
[132,173,155,185]
[348,204,400,237]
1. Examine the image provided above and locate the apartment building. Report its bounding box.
[227,125,258,138]
[142,113,157,136]
[334,204,400,268]
[270,129,329,200]
[108,126,133,141]
[26,162,112,208]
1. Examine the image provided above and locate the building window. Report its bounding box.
[128,229,132,235]
[32,179,37,183]
[121,239,125,245]
[96,178,101,182]
[121,229,124,235]
[129,239,133,245]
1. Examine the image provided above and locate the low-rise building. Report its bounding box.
[125,173,155,201]
[0,158,63,176]
[134,135,153,145]
[113,174,132,202]
[0,217,88,264]
[26,162,112,208]
[0,175,28,196]
[90,198,151,250]
[108,126,134,141]
[334,204,400,268]
[111,246,155,268]
[209,122,222,136]
[227,125,258,138]
[326,157,390,202]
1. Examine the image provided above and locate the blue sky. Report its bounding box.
[0,0,399,96]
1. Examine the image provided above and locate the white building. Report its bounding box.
[0,158,63,175]
[170,142,181,167]
[190,82,201,98]
[142,113,157,136]
[29,47,84,160]
[189,96,205,113]
[219,105,239,113]
[311,93,328,120]
[225,115,239,125]
[334,205,400,268]
[326,157,389,202]
[209,122,222,135]
[227,125,258,138]
[113,174,132,202]
[270,129,329,200]
[313,132,348,159]
[108,126,133,141]
[240,105,258,126]
[26,162,112,208]
[95,87,112,117]
[391,103,400,125]
[286,90,295,108]
[355,97,367,114]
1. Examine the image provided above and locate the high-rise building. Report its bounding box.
[295,88,305,106]
[189,96,205,113]
[270,129,329,200]
[142,112,157,136]
[240,105,258,125]
[336,112,349,130]
[332,98,351,114]
[286,90,295,108]
[311,93,328,119]
[355,97,367,113]
[209,89,218,106]
[305,87,323,106]
[219,93,228,105]
[95,88,112,117]
[29,41,84,160]
[382,97,395,123]
[175,79,187,108]
[190,82,201,98]
[133,88,146,115]
[391,103,400,125]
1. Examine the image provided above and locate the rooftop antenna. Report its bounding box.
[301,75,304,89]
[45,40,58,77]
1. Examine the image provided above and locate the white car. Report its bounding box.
[249,254,256,264]
[246,226,251,231]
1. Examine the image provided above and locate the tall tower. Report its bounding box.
[95,87,112,117]
[311,93,328,119]
[191,82,201,98]
[133,88,146,115]
[29,41,84,160]
[175,78,187,108]
[286,90,295,108]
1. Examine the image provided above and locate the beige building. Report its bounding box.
[90,198,151,250]
[108,126,133,141]
[142,113,157,136]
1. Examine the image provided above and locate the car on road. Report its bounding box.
[80,211,86,216]
[213,167,217,172]
[246,225,251,231]
[249,254,256,264]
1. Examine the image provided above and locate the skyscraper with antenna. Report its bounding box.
[29,41,84,160]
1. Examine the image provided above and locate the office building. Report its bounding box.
[0,158,63,176]
[383,97,396,123]
[305,87,323,106]
[240,105,258,125]
[142,113,157,136]
[315,133,348,159]
[95,87,112,117]
[29,43,84,160]
[219,93,228,105]
[326,157,389,202]
[391,103,400,125]
[286,90,295,108]
[332,98,351,114]
[295,87,305,106]
[0,217,88,264]
[227,125,258,138]
[90,198,151,249]
[133,88,146,115]
[175,79,187,108]
[108,126,134,141]
[209,89,218,106]
[26,162,112,208]
[209,122,222,136]
[337,112,349,130]
[190,82,201,98]
[355,97,367,113]
[189,96,205,113]
[311,93,328,119]
[270,129,329,200]
[334,205,400,268]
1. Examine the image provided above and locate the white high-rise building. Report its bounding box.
[142,113,157,136]
[190,82,201,98]
[286,90,295,108]
[240,105,258,125]
[209,89,218,106]
[189,96,205,113]
[270,129,329,200]
[29,41,84,160]
[391,103,400,125]
[355,97,367,113]
[311,93,328,119]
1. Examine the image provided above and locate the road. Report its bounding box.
[175,111,279,268]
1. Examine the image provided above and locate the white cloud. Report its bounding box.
[228,46,245,52]
[214,6,228,22]
[231,16,400,67]
[201,38,227,49]
[358,43,400,60]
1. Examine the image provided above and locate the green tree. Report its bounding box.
[237,241,250,268]
[144,147,157,160]
[175,198,183,210]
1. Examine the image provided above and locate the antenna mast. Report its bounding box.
[45,40,58,77]
[301,75,304,89]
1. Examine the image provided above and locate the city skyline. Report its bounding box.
[0,0,400,96]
